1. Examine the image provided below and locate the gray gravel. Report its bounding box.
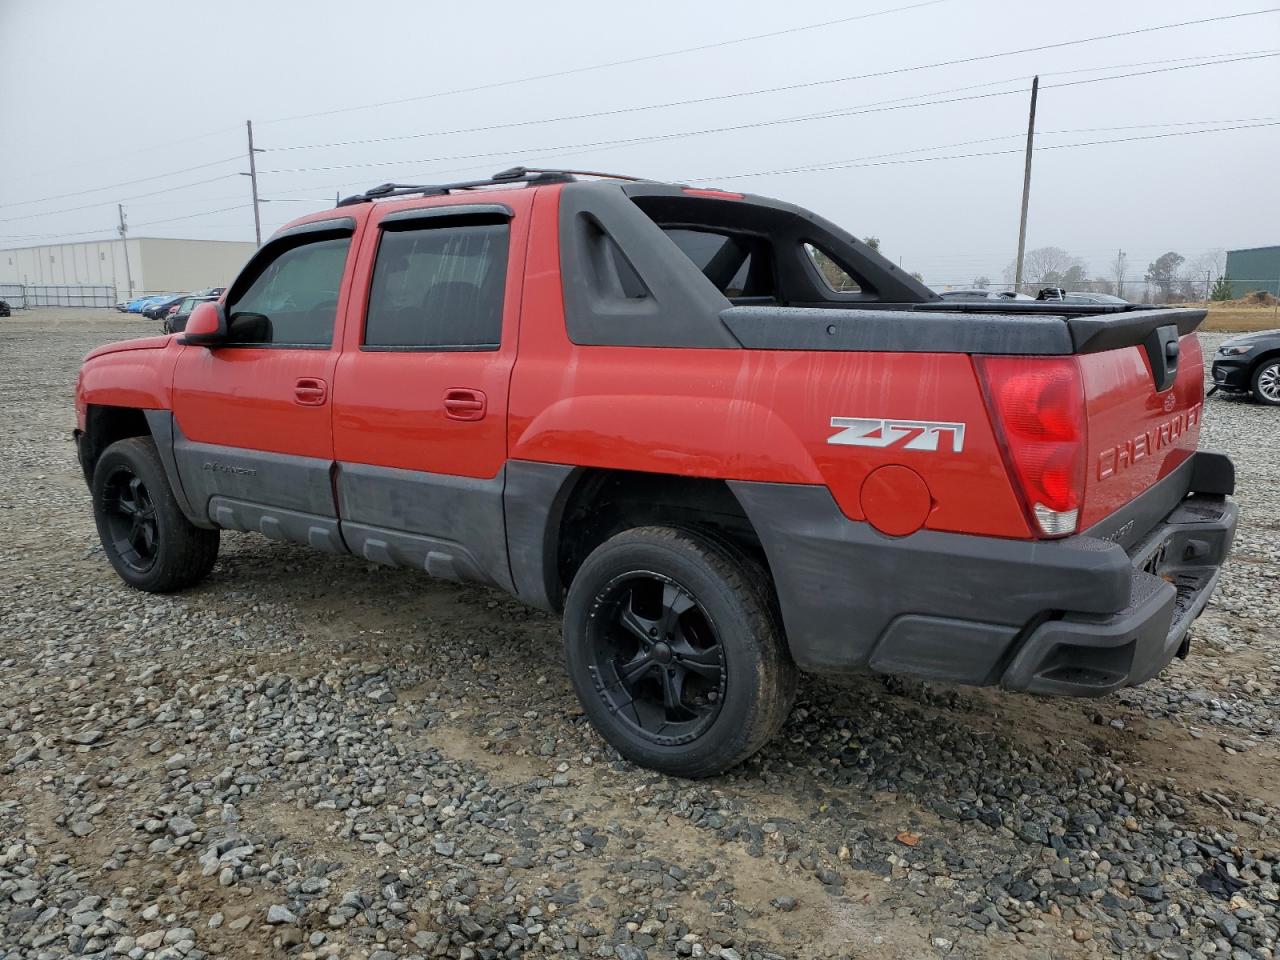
[1,312,1277,960]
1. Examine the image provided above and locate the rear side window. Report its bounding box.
[364,222,508,350]
[227,236,351,346]
[663,228,774,299]
[804,242,861,293]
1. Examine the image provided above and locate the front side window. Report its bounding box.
[226,236,351,346]
[364,222,508,350]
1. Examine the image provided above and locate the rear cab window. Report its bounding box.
[364,220,509,351]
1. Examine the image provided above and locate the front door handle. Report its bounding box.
[294,377,327,406]
[443,388,487,421]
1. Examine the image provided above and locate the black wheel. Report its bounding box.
[91,436,219,592]
[1251,358,1280,406]
[563,526,796,778]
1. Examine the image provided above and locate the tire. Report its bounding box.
[91,436,219,592]
[562,526,797,778]
[1251,358,1280,406]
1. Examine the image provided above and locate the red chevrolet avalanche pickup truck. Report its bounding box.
[75,167,1238,777]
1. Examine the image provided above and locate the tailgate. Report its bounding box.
[1076,320,1205,530]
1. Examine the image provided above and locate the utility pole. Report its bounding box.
[243,120,263,246]
[117,203,134,299]
[1013,75,1039,295]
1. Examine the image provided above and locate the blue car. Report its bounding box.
[124,294,173,314]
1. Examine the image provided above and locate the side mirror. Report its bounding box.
[180,301,227,346]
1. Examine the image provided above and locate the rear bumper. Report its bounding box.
[999,495,1236,695]
[729,450,1238,698]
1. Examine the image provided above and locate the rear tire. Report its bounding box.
[1251,358,1280,406]
[91,436,219,592]
[562,526,796,778]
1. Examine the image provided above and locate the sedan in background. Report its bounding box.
[1211,330,1280,406]
[142,294,189,321]
[162,295,218,334]
[937,288,1035,302]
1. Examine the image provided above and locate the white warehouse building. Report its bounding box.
[0,237,257,301]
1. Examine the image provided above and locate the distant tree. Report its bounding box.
[1060,264,1087,288]
[863,236,881,251]
[972,276,991,289]
[910,271,924,283]
[1185,248,1226,281]
[1004,247,1086,290]
[1145,252,1185,303]
[1110,250,1128,298]
[1182,249,1228,301]
[1211,275,1234,301]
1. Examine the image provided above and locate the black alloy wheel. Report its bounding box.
[586,572,727,747]
[91,436,219,592]
[562,526,796,778]
[100,467,160,574]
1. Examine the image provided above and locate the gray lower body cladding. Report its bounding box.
[728,450,1237,697]
[163,415,513,591]
[335,461,512,592]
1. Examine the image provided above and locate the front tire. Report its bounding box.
[562,526,796,778]
[91,436,219,592]
[1251,358,1280,406]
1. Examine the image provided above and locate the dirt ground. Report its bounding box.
[1182,302,1279,334]
[1,310,1277,960]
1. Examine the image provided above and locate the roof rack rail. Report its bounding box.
[336,165,649,207]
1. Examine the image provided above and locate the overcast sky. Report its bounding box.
[2,0,1277,285]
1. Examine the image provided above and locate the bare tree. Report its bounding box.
[972,276,991,289]
[1182,249,1227,300]
[1110,250,1128,298]
[1004,247,1086,290]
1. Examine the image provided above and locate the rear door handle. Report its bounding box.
[294,377,327,406]
[443,388,487,421]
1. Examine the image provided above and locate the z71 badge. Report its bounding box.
[827,417,966,453]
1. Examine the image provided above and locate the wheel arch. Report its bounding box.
[1250,349,1280,402]
[1250,348,1280,374]
[79,404,151,486]
[504,463,774,615]
[80,406,205,527]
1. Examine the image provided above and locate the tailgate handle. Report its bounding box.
[1142,324,1180,392]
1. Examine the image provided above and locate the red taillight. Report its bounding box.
[976,356,1086,538]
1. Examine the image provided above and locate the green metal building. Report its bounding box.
[1225,245,1280,298]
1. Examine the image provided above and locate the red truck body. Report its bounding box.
[75,168,1237,776]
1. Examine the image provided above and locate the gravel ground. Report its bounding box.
[1,311,1277,960]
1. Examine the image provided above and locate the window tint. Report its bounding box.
[803,242,861,293]
[365,223,508,349]
[227,236,351,345]
[663,228,772,298]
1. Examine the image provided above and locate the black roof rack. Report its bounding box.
[336,166,650,207]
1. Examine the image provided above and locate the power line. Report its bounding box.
[692,120,1280,183]
[8,118,1266,248]
[258,0,946,125]
[0,155,243,210]
[0,174,244,224]
[263,46,1275,156]
[0,124,244,190]
[257,52,1280,177]
[0,203,253,244]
